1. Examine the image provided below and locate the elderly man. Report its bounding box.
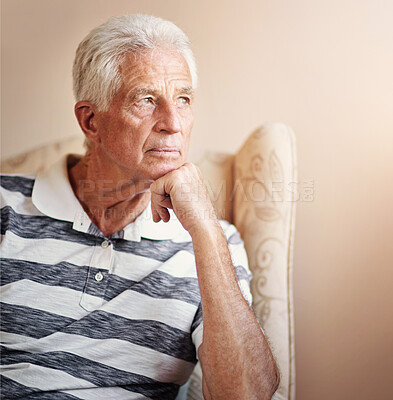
[0,14,279,400]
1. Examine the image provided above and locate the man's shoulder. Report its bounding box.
[0,173,43,236]
[0,173,37,198]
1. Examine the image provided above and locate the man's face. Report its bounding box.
[94,47,194,182]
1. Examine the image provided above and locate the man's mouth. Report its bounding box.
[146,147,180,156]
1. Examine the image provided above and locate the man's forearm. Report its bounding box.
[190,221,280,400]
[149,163,280,398]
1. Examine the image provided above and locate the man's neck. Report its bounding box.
[68,154,151,237]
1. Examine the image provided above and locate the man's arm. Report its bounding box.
[150,163,280,400]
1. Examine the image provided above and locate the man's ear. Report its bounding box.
[74,101,101,144]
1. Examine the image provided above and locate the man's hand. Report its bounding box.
[149,163,217,234]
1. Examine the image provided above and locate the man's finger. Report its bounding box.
[159,195,173,209]
[158,207,170,222]
[151,203,162,223]
[151,191,172,223]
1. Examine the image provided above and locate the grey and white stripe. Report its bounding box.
[1,171,252,399]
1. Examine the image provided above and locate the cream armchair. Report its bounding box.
[1,122,297,400]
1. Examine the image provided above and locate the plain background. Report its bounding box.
[1,0,393,398]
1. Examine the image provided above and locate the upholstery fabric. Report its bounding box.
[0,136,85,174]
[234,123,297,400]
[1,123,297,400]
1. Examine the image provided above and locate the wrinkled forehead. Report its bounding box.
[118,47,192,89]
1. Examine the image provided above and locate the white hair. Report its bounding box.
[73,14,197,111]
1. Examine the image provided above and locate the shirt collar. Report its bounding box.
[32,155,191,242]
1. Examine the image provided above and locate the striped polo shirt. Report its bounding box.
[0,156,252,400]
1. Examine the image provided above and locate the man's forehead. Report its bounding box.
[120,48,190,80]
[121,48,189,72]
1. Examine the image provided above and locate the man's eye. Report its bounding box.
[139,97,154,105]
[177,97,190,105]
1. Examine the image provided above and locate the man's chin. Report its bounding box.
[139,153,188,181]
[147,163,181,181]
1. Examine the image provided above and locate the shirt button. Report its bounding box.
[101,240,110,249]
[94,272,104,282]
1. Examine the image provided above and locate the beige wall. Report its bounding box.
[2,0,393,398]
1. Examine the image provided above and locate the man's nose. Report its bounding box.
[153,102,181,134]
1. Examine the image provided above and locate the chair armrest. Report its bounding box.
[234,123,297,400]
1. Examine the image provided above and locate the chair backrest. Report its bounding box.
[1,123,297,400]
[1,135,86,174]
